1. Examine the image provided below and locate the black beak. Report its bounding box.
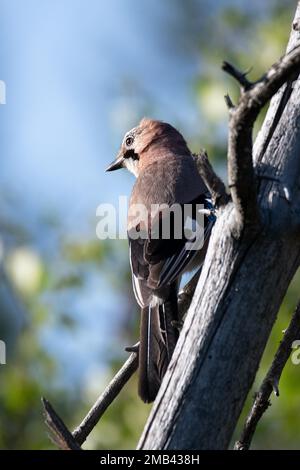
[106,153,124,172]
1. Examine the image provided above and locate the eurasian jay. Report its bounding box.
[107,118,214,402]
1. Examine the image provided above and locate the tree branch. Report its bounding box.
[178,268,201,320]
[194,150,229,208]
[224,93,235,110]
[222,61,253,91]
[234,300,300,450]
[224,45,300,231]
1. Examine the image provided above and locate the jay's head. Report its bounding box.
[106,118,190,177]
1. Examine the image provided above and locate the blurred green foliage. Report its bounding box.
[0,0,299,450]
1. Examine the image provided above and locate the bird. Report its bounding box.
[106,118,215,403]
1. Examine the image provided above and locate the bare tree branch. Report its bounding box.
[194,150,229,208]
[224,93,235,110]
[222,61,253,91]
[224,45,300,231]
[178,268,201,320]
[234,300,300,450]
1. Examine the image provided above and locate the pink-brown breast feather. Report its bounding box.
[128,153,207,231]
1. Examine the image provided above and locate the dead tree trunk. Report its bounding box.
[138,6,300,450]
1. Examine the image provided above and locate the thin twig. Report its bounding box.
[222,61,253,91]
[178,269,201,320]
[42,397,82,450]
[194,150,229,208]
[224,93,235,110]
[223,45,300,231]
[234,300,300,450]
[73,351,138,446]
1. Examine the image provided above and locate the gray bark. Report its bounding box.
[137,6,300,450]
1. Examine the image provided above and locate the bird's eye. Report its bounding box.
[125,136,134,147]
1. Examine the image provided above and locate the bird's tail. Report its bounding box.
[138,290,179,403]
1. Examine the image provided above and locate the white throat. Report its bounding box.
[124,157,139,177]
